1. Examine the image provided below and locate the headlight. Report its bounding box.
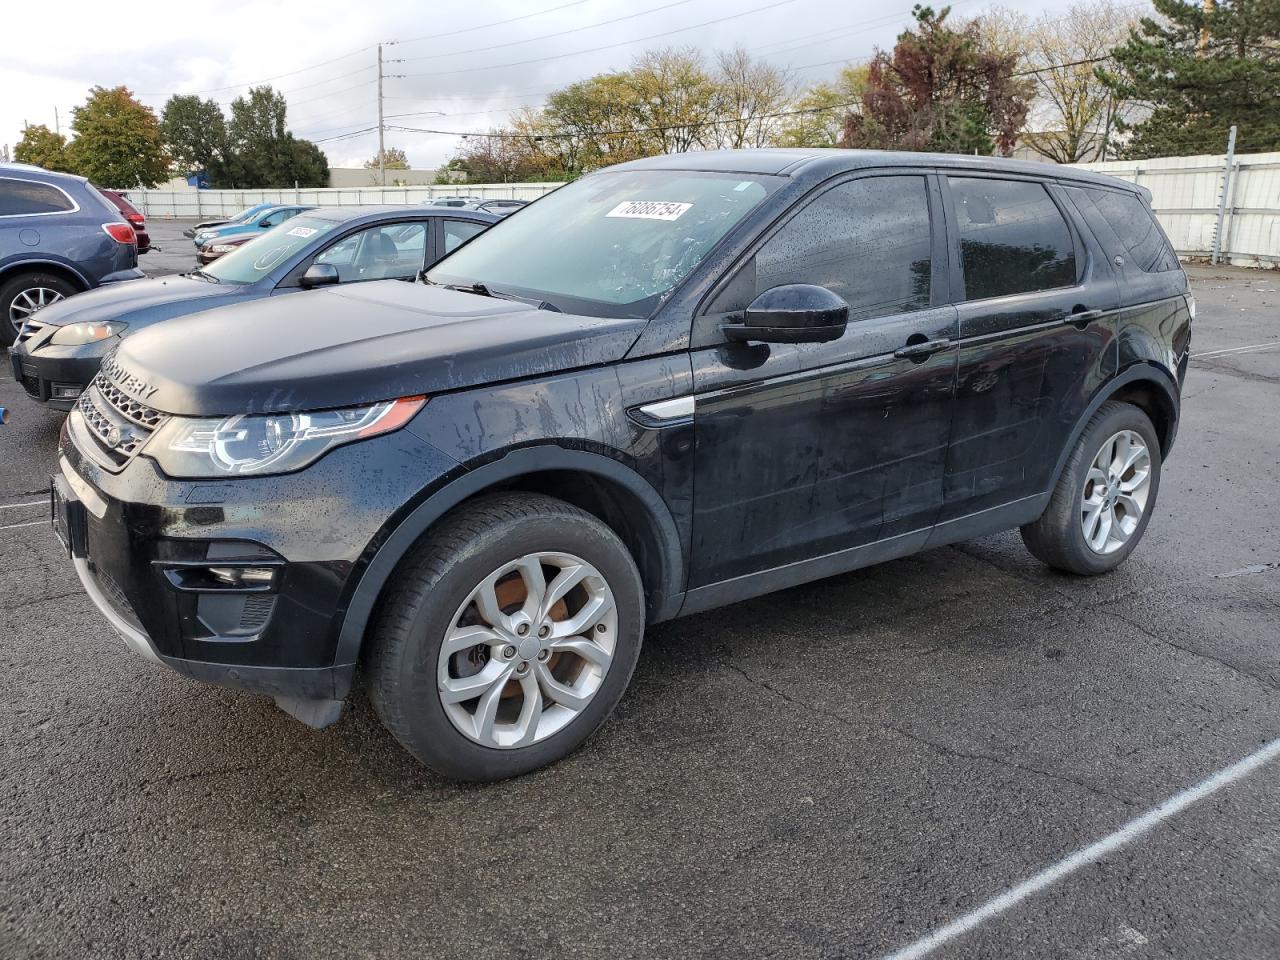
[50,321,127,345]
[146,396,427,477]
[209,243,238,253]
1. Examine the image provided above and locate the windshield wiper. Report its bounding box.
[189,269,221,284]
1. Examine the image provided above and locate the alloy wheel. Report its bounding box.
[9,286,65,334]
[437,552,618,749]
[1080,429,1152,554]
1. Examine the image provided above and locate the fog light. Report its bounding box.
[52,384,82,400]
[206,566,276,588]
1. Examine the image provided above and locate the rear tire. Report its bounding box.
[366,493,645,781]
[1021,401,1162,575]
[1,271,78,346]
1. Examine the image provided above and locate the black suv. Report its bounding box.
[54,150,1191,780]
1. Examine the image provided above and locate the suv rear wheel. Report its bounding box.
[1021,400,1162,575]
[366,493,645,781]
[1,271,78,345]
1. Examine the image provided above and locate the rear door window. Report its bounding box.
[443,219,486,253]
[947,177,1077,300]
[0,178,76,216]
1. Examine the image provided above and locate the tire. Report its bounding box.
[0,271,78,346]
[1021,400,1162,575]
[366,492,645,781]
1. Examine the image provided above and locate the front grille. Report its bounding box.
[92,566,144,631]
[20,366,41,398]
[74,371,165,467]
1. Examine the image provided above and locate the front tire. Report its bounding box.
[366,493,645,781]
[1021,400,1162,575]
[1,271,77,345]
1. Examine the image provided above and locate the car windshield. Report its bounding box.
[427,170,777,318]
[231,205,266,223]
[202,216,340,284]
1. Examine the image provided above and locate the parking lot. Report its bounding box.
[1,225,1278,959]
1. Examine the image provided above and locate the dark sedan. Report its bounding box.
[10,205,497,409]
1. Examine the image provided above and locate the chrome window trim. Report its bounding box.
[0,175,82,218]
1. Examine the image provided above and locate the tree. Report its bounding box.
[161,94,229,177]
[711,47,794,148]
[14,124,72,172]
[287,136,329,187]
[67,86,169,187]
[1101,0,1280,158]
[979,3,1139,162]
[364,147,409,184]
[776,66,869,147]
[840,5,1032,156]
[627,47,722,154]
[221,85,327,187]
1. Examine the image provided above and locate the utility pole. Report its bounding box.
[377,44,386,186]
[54,107,60,137]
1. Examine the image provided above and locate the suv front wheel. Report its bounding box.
[1022,400,1162,575]
[367,493,645,781]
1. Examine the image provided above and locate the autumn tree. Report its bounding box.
[841,5,1031,156]
[222,86,327,187]
[711,47,794,148]
[161,94,229,177]
[67,86,169,187]
[776,66,869,147]
[14,124,72,172]
[1101,0,1280,157]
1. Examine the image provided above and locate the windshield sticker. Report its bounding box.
[286,226,317,238]
[606,201,692,221]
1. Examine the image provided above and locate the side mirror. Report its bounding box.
[723,284,848,344]
[258,219,273,228]
[299,263,340,289]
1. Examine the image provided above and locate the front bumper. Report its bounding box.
[56,412,460,713]
[10,340,109,410]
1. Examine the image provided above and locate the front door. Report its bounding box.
[688,172,958,588]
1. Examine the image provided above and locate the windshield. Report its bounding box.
[203,216,340,284]
[231,205,266,223]
[427,170,777,318]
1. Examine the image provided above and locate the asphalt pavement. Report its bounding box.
[1,238,1278,959]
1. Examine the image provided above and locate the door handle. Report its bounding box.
[1063,308,1104,327]
[894,338,951,361]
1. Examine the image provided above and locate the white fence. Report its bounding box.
[1073,151,1280,269]
[124,182,565,219]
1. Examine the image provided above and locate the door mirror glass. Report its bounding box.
[725,284,848,344]
[299,263,340,288]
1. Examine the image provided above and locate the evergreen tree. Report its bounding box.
[1101,0,1280,157]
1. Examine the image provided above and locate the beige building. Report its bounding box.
[328,167,439,187]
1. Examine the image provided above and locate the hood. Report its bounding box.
[112,280,649,416]
[196,223,255,243]
[29,276,244,328]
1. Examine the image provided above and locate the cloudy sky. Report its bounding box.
[2,0,1089,172]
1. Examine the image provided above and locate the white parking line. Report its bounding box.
[0,519,46,531]
[1195,342,1280,360]
[0,501,45,511]
[881,736,1280,960]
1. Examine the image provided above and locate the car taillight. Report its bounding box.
[126,213,145,226]
[102,222,136,244]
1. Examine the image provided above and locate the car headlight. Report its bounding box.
[146,396,427,477]
[50,321,128,345]
[209,243,238,253]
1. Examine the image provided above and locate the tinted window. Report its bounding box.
[0,178,76,216]
[204,215,340,284]
[715,176,932,321]
[949,177,1076,300]
[1083,188,1178,272]
[443,219,486,253]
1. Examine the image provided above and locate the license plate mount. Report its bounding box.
[49,475,87,559]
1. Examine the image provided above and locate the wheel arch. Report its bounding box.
[0,257,91,292]
[333,446,686,679]
[1048,363,1180,494]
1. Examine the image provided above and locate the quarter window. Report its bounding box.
[443,219,486,253]
[714,175,933,321]
[1083,188,1178,273]
[0,178,76,216]
[948,177,1076,300]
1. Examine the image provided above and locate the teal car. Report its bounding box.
[192,204,313,251]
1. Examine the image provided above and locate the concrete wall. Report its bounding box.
[328,167,440,187]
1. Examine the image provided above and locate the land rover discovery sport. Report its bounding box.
[53,149,1191,781]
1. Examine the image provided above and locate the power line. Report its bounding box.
[393,0,701,64]
[389,0,590,46]
[397,0,802,79]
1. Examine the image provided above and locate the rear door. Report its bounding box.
[936,174,1119,525]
